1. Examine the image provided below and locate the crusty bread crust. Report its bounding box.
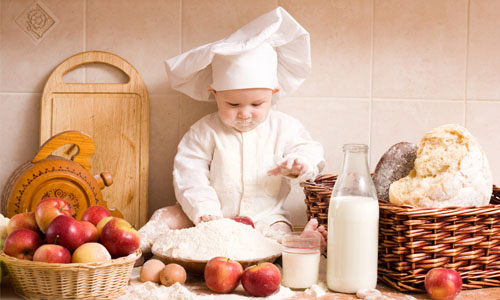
[389,124,492,207]
[373,142,417,201]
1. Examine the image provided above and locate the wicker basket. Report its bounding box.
[301,174,500,292]
[0,249,141,299]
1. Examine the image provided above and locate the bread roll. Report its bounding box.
[373,142,418,201]
[389,124,492,208]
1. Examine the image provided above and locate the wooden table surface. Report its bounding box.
[2,256,500,299]
[184,256,500,300]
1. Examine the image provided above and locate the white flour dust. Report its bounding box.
[304,281,328,297]
[117,282,202,300]
[117,281,295,300]
[152,219,282,261]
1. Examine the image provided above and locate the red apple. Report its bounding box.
[72,243,111,263]
[241,262,281,297]
[96,216,113,237]
[80,221,98,243]
[204,256,243,293]
[33,244,71,263]
[80,205,111,226]
[425,268,462,300]
[45,215,85,251]
[35,198,72,233]
[231,216,255,228]
[7,212,40,235]
[3,229,43,260]
[100,217,140,258]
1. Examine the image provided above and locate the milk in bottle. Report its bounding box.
[327,144,379,293]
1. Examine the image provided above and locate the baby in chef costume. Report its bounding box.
[139,7,326,253]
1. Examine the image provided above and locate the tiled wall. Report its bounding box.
[1,0,500,226]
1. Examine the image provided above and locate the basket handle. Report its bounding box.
[32,131,94,170]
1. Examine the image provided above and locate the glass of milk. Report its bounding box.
[281,231,321,289]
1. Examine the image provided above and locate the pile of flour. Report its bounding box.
[152,219,282,261]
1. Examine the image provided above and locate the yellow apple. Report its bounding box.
[96,216,113,237]
[72,242,111,263]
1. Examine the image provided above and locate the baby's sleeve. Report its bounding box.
[173,123,223,223]
[283,120,325,182]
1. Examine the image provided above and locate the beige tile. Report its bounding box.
[466,101,500,184]
[148,94,180,216]
[182,0,277,51]
[86,0,181,95]
[178,95,218,138]
[281,0,372,98]
[277,97,371,173]
[277,97,371,225]
[0,0,84,92]
[371,99,465,171]
[0,93,41,169]
[372,0,467,99]
[0,2,3,58]
[467,0,500,100]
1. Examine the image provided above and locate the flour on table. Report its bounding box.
[304,281,328,297]
[117,282,203,300]
[356,288,382,299]
[117,281,295,300]
[152,219,282,261]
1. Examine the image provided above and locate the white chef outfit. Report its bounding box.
[165,7,325,235]
[173,110,324,235]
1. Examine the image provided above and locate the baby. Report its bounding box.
[139,7,327,253]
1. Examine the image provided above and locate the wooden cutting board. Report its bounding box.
[40,51,149,228]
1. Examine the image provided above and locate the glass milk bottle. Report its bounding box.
[327,144,379,293]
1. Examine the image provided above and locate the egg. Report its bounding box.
[140,259,165,283]
[160,263,187,287]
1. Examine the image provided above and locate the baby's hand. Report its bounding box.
[194,215,222,225]
[267,157,308,177]
[302,218,327,253]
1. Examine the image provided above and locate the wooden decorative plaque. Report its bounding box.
[1,131,122,220]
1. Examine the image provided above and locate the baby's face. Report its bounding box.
[214,88,272,132]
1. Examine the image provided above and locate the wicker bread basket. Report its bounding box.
[0,249,141,299]
[301,174,500,292]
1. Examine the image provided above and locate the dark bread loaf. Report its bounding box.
[373,142,417,201]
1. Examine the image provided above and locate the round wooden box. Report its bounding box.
[1,130,122,219]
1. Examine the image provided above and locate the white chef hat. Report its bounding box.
[165,6,311,102]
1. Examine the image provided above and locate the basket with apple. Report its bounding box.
[0,199,141,300]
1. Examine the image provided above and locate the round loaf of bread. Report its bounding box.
[389,124,493,208]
